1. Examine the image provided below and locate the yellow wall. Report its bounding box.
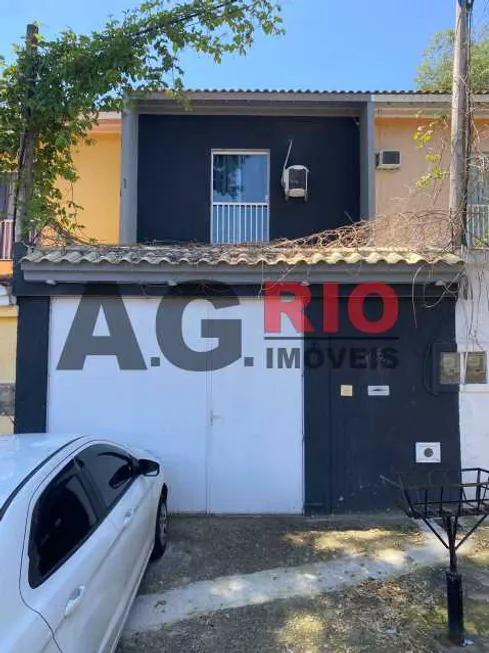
[60,129,121,243]
[0,261,12,276]
[0,307,17,434]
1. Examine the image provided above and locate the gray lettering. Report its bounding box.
[277,347,301,369]
[57,294,146,370]
[156,286,242,371]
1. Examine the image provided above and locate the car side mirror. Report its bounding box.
[137,458,160,476]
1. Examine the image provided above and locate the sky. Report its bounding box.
[0,0,488,91]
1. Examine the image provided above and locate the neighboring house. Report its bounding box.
[375,94,489,483]
[14,89,484,516]
[375,93,489,245]
[0,113,120,433]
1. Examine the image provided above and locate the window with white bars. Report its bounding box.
[211,151,269,244]
[467,154,489,247]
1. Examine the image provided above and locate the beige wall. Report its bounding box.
[375,117,489,217]
[375,118,449,216]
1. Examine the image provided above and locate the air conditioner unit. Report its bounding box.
[281,140,309,200]
[376,150,401,170]
[282,165,309,200]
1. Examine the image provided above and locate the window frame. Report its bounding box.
[28,459,104,588]
[75,444,138,515]
[210,149,270,244]
[0,173,14,260]
[0,172,14,220]
[468,152,489,206]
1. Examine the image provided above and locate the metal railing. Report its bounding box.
[212,202,269,244]
[0,219,13,260]
[466,204,489,248]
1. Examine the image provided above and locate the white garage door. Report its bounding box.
[47,296,303,513]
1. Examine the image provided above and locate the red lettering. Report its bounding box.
[323,283,339,333]
[264,283,313,333]
[348,283,398,334]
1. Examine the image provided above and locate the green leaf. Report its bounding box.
[1,0,284,240]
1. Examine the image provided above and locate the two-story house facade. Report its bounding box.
[13,90,472,515]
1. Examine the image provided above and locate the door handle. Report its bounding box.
[64,586,85,617]
[123,508,135,528]
[210,409,220,426]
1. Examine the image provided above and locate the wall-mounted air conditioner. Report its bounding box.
[376,150,401,170]
[282,165,309,200]
[282,141,309,200]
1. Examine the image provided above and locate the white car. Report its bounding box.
[0,433,168,653]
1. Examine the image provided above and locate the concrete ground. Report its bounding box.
[117,516,489,653]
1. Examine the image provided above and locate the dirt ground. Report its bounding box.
[139,514,422,594]
[118,517,489,653]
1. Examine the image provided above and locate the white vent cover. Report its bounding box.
[415,442,441,463]
[376,150,401,170]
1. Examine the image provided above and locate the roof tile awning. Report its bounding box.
[22,244,462,268]
[21,244,463,286]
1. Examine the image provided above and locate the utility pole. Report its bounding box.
[14,23,38,244]
[449,0,473,244]
[445,7,474,638]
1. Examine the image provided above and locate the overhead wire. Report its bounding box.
[122,0,254,45]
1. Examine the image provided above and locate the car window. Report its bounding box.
[29,460,98,587]
[76,445,135,510]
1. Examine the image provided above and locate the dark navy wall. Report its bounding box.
[14,296,50,434]
[304,287,460,514]
[137,114,360,243]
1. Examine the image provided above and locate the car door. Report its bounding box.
[75,444,155,621]
[0,507,61,653]
[20,457,128,653]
